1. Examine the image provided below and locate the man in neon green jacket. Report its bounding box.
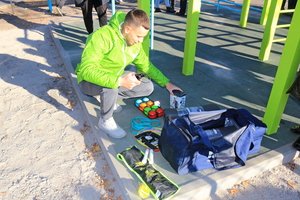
[76,9,181,138]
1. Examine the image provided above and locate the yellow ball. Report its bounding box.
[138,183,150,199]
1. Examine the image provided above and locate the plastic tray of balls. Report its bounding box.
[135,97,164,119]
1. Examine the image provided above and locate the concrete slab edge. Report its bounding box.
[165,144,299,199]
[214,144,299,199]
[47,24,137,200]
[48,23,300,200]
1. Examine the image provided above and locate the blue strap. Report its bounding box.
[131,116,161,135]
[193,123,215,151]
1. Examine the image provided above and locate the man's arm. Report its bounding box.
[76,30,120,88]
[133,47,169,87]
[165,82,182,94]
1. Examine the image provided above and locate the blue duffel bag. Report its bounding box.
[158,108,267,175]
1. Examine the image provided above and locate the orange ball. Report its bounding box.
[139,102,147,109]
[146,101,154,107]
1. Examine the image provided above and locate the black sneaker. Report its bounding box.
[166,7,176,13]
[155,8,162,12]
[291,124,300,134]
[175,11,185,16]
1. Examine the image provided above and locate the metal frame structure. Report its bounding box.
[259,0,295,61]
[263,1,300,134]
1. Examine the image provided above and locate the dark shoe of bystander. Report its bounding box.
[155,8,162,12]
[166,7,176,13]
[291,124,300,134]
[115,0,123,4]
[175,11,185,16]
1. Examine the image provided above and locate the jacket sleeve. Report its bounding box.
[76,31,120,89]
[133,47,169,87]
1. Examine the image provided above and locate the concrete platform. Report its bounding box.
[50,2,300,199]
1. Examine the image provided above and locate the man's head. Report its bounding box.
[122,9,150,46]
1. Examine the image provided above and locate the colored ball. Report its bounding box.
[156,108,164,114]
[151,105,159,110]
[139,102,147,109]
[154,101,160,106]
[138,106,144,111]
[142,97,149,102]
[135,99,143,107]
[143,107,151,115]
[148,110,157,119]
[146,100,154,107]
[138,184,150,199]
[156,108,164,117]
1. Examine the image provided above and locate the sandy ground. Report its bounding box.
[0,1,300,200]
[0,2,123,200]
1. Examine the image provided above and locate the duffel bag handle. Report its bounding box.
[174,116,216,151]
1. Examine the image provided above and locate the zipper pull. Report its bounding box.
[141,149,150,165]
[149,149,154,165]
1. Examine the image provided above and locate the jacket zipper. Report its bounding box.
[123,44,127,69]
[116,26,127,77]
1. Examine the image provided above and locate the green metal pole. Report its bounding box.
[263,2,300,135]
[259,0,283,61]
[240,0,251,28]
[260,0,272,26]
[137,0,151,57]
[182,0,201,76]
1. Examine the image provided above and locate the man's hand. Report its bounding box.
[165,82,182,94]
[119,72,141,89]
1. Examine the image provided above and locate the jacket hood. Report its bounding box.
[109,11,126,39]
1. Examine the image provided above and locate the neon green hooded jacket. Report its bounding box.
[75,11,170,89]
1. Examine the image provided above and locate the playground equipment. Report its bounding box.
[239,0,271,27]
[47,0,52,12]
[259,0,296,61]
[203,0,262,14]
[262,1,300,135]
[137,0,152,56]
[182,0,201,75]
[136,0,299,135]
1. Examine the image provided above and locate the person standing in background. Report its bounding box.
[116,0,123,4]
[75,0,109,34]
[55,0,65,16]
[154,0,176,13]
[175,0,187,16]
[282,0,298,10]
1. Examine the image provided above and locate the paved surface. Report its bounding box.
[50,1,300,199]
[0,2,124,199]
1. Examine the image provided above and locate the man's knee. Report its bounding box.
[142,79,154,96]
[79,81,101,96]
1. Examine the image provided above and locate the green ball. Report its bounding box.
[151,105,159,110]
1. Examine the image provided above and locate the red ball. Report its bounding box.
[156,108,164,117]
[148,110,157,119]
[156,108,163,114]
